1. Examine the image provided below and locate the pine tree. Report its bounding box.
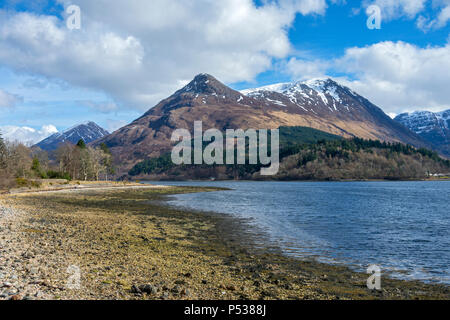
[76,139,86,149]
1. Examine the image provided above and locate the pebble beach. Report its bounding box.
[1,183,449,300]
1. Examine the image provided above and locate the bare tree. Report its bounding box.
[88,147,107,181]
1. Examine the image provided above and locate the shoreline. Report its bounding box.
[1,185,449,300]
[138,177,450,183]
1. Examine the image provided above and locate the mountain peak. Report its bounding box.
[177,73,237,97]
[241,77,353,106]
[63,121,100,133]
[34,121,109,151]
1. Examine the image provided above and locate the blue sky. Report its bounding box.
[0,0,450,144]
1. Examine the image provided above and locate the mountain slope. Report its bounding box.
[242,78,425,148]
[34,121,109,151]
[97,74,428,171]
[395,110,450,158]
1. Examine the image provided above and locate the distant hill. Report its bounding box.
[395,110,450,158]
[34,122,109,151]
[96,73,429,173]
[128,131,450,181]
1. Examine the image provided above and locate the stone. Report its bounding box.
[181,288,191,297]
[139,284,158,295]
[130,285,141,294]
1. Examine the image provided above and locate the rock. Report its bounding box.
[284,283,293,290]
[139,284,158,295]
[30,267,39,275]
[171,285,181,294]
[161,292,169,300]
[10,295,21,300]
[2,282,13,288]
[181,288,191,297]
[130,285,141,294]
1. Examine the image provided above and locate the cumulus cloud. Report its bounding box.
[77,100,119,113]
[284,57,330,79]
[361,0,450,30]
[0,124,58,145]
[335,40,450,113]
[283,39,450,114]
[417,0,450,30]
[0,89,23,108]
[0,0,328,111]
[363,0,427,20]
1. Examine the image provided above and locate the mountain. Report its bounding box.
[34,121,109,151]
[395,110,450,158]
[97,74,428,171]
[241,78,425,146]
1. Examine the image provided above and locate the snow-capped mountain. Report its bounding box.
[395,110,450,157]
[97,74,428,171]
[241,78,367,115]
[34,121,109,151]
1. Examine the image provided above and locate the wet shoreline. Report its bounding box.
[1,185,449,300]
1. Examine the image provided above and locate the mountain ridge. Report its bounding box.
[96,74,430,171]
[34,121,109,151]
[395,110,450,157]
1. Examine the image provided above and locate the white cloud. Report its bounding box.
[105,119,128,133]
[417,0,450,30]
[335,40,450,113]
[0,89,22,108]
[0,0,328,111]
[283,40,450,114]
[363,0,427,20]
[284,57,330,79]
[361,0,450,31]
[0,124,58,145]
[77,100,119,113]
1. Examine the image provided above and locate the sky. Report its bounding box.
[0,0,450,144]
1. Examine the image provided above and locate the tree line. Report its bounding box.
[0,133,114,190]
[127,136,450,181]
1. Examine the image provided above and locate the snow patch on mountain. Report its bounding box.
[241,78,351,112]
[34,121,109,151]
[395,110,450,134]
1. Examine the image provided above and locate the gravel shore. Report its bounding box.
[0,199,55,300]
[0,184,167,300]
[1,185,449,300]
